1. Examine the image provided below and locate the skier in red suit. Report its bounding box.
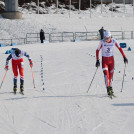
[96,30,128,96]
[5,48,33,94]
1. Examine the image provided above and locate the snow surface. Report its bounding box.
[0,4,134,134]
[0,3,134,39]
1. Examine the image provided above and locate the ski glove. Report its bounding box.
[96,60,100,67]
[124,57,128,64]
[5,65,8,71]
[29,60,33,68]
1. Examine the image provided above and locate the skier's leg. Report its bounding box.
[103,66,110,87]
[12,63,18,93]
[102,57,110,87]
[109,61,114,94]
[102,57,113,95]
[103,68,112,95]
[103,65,112,95]
[18,62,24,92]
[109,68,114,86]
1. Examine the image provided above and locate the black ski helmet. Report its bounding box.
[15,48,21,57]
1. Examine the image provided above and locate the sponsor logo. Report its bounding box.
[104,44,113,47]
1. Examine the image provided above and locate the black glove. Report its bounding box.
[96,60,100,67]
[124,57,128,64]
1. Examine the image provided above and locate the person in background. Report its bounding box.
[96,30,128,97]
[40,29,45,43]
[5,48,33,94]
[99,27,105,40]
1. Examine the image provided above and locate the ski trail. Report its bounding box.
[92,122,104,132]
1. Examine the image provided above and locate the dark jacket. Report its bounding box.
[40,30,45,40]
[99,28,104,40]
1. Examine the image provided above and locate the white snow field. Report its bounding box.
[1,9,134,39]
[0,39,134,134]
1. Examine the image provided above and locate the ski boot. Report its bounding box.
[13,84,17,94]
[107,86,115,98]
[107,86,113,96]
[110,87,114,95]
[20,84,24,95]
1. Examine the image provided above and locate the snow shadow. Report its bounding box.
[32,94,107,99]
[5,97,27,101]
[112,103,134,106]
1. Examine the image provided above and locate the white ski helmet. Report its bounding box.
[104,30,111,38]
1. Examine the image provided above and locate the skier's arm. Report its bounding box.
[24,51,31,61]
[115,42,126,58]
[6,54,12,66]
[5,54,12,70]
[96,42,102,67]
[96,42,103,60]
[24,51,33,67]
[96,49,99,60]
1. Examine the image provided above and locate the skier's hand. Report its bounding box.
[124,57,128,64]
[29,60,33,68]
[5,65,8,71]
[96,60,100,67]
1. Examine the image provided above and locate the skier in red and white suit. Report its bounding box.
[5,48,33,93]
[96,30,128,96]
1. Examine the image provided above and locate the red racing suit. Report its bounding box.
[6,50,31,82]
[96,38,126,87]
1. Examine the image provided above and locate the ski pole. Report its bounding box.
[31,67,36,88]
[121,64,126,92]
[87,67,98,93]
[0,71,7,89]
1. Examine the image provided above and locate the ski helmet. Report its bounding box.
[15,49,21,57]
[104,30,111,38]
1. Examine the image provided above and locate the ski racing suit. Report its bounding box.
[96,38,126,87]
[6,50,32,85]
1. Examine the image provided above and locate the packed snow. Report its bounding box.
[0,3,134,134]
[0,2,134,39]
